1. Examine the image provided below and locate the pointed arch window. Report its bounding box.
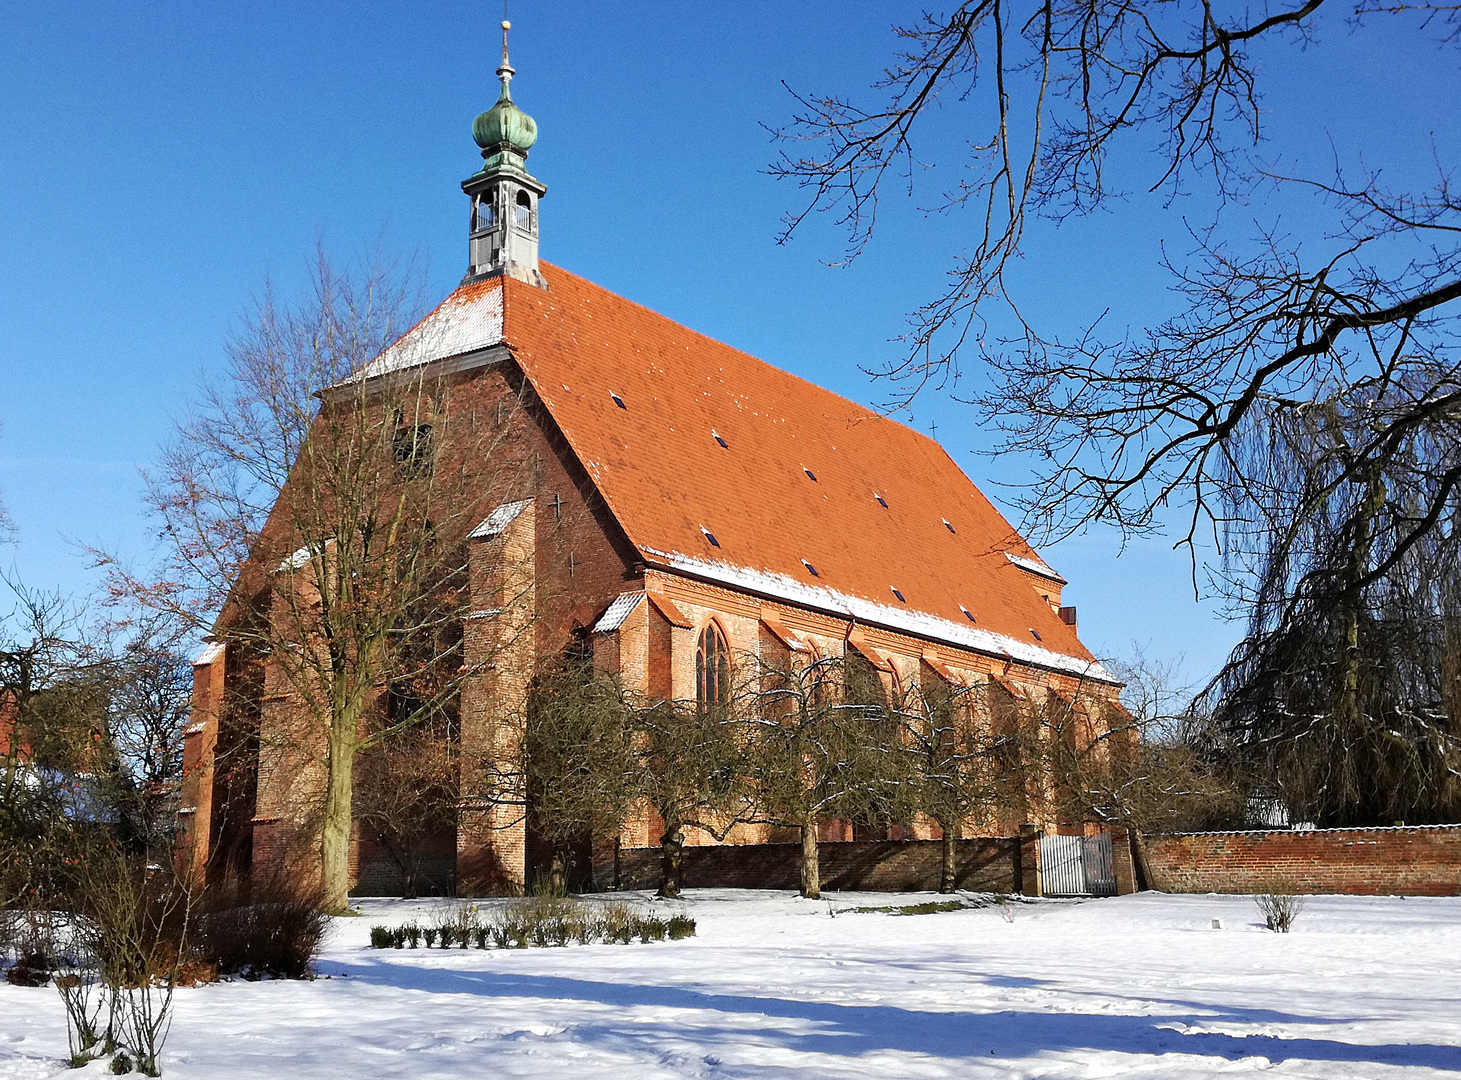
[696,621,731,709]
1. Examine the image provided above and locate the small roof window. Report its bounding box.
[1029,628,1042,642]
[874,493,888,508]
[960,605,977,623]
[943,519,956,534]
[891,587,906,603]
[701,526,721,548]
[803,467,818,482]
[712,430,729,449]
[610,392,627,410]
[801,559,820,577]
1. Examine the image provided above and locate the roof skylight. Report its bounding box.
[610,392,627,410]
[891,587,906,602]
[874,493,888,508]
[943,519,956,533]
[801,559,820,577]
[803,467,818,482]
[701,526,721,548]
[712,431,729,449]
[1029,628,1042,641]
[960,605,977,623]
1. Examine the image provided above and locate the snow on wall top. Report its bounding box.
[1004,551,1066,583]
[467,499,533,540]
[593,592,646,634]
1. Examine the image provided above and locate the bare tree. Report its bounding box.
[775,3,1461,823]
[352,718,458,898]
[97,250,541,912]
[633,697,751,899]
[0,578,106,919]
[100,614,194,862]
[898,678,1011,893]
[1030,652,1241,883]
[746,652,914,899]
[492,661,640,893]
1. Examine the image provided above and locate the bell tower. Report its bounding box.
[463,21,547,287]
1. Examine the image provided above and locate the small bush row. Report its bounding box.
[368,898,695,951]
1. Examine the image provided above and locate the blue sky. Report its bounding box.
[1,1,1453,687]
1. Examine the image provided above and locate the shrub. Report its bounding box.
[1255,890,1306,933]
[373,897,698,953]
[193,898,331,980]
[599,902,634,944]
[6,952,53,987]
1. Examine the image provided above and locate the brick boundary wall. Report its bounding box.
[606,837,1031,894]
[1142,825,1461,896]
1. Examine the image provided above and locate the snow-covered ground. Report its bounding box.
[3,889,1459,1078]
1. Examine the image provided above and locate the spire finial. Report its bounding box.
[497,20,514,86]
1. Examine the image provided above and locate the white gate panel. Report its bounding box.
[1039,830,1117,896]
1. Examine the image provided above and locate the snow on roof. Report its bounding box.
[645,548,1116,684]
[355,281,505,381]
[467,499,534,540]
[593,592,646,634]
[193,641,225,667]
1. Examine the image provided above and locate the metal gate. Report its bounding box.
[1039,830,1117,896]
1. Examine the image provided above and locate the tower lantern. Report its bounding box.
[463,20,547,287]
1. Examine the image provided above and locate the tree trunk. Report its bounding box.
[938,824,957,894]
[1129,828,1155,892]
[319,718,358,914]
[800,809,821,899]
[657,809,684,899]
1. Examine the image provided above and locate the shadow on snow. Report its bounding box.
[324,956,1461,1072]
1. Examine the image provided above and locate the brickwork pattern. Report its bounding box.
[1143,826,1461,896]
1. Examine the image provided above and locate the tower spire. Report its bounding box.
[497,19,514,86]
[463,16,547,287]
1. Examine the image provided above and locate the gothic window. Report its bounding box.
[696,621,730,709]
[515,190,533,228]
[393,423,434,476]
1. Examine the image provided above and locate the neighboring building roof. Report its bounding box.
[354,263,1112,682]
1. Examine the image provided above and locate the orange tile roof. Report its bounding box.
[375,264,1110,680]
[503,264,1106,679]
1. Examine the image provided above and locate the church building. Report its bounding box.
[178,27,1127,898]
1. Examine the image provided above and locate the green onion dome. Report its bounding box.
[473,83,537,154]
